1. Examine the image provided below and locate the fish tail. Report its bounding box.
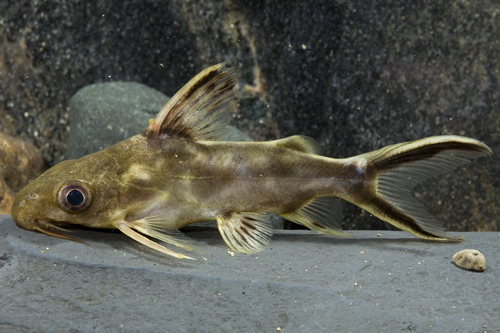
[351,135,492,241]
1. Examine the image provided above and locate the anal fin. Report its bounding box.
[216,212,273,254]
[281,196,347,236]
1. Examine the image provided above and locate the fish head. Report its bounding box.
[12,156,120,241]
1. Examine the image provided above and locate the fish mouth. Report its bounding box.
[33,219,89,245]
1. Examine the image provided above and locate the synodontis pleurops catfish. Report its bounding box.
[11,63,492,259]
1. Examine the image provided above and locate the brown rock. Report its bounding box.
[0,132,45,214]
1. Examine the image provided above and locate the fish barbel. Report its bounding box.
[11,63,492,259]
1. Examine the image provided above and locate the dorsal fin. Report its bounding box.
[145,63,236,141]
[273,135,321,155]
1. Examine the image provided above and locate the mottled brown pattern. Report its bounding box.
[1,1,498,233]
[9,63,492,258]
[0,132,45,214]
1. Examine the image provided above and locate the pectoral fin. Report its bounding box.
[216,212,273,254]
[145,63,236,141]
[115,221,195,260]
[126,213,199,252]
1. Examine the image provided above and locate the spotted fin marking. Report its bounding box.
[216,212,273,254]
[281,196,347,236]
[115,221,195,260]
[145,63,236,141]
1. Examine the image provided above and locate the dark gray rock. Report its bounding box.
[1,1,498,232]
[66,81,167,159]
[1,215,498,332]
[66,81,252,159]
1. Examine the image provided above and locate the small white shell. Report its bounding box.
[452,249,486,272]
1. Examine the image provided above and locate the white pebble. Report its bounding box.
[452,249,486,272]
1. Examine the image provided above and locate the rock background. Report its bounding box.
[1,1,498,232]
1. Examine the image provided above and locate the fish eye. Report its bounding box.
[58,184,91,212]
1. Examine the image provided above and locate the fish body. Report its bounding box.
[12,64,492,259]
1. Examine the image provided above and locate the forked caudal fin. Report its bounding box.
[352,135,492,241]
